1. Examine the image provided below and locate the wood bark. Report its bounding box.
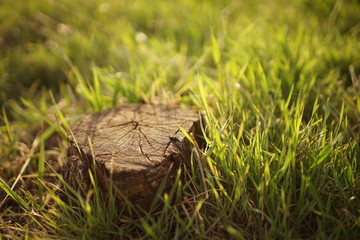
[64,104,202,209]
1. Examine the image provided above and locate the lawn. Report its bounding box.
[0,0,359,239]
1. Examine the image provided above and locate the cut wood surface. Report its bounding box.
[65,104,202,208]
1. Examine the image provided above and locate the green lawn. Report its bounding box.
[1,0,359,239]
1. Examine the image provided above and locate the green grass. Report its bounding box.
[1,0,360,239]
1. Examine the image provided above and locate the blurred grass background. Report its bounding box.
[1,0,359,106]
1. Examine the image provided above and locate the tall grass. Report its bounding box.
[1,0,359,239]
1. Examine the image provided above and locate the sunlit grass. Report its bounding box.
[1,0,360,239]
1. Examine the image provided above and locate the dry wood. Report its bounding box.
[64,104,202,209]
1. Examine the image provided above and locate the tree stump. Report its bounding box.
[64,104,202,209]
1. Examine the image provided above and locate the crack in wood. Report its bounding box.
[139,138,155,164]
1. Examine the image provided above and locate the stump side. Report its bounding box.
[65,104,202,209]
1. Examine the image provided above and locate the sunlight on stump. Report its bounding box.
[64,104,202,209]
